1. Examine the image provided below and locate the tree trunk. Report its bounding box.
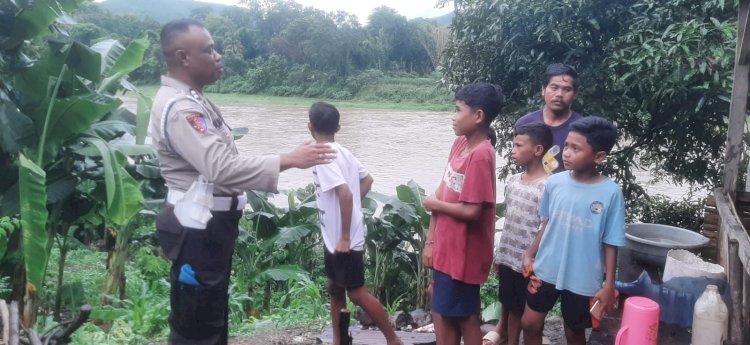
[101,225,128,305]
[53,231,70,320]
[9,301,18,345]
[263,281,272,312]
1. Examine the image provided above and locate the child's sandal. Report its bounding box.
[482,330,501,345]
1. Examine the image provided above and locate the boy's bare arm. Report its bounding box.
[594,244,618,312]
[422,184,442,268]
[423,214,436,268]
[522,220,547,272]
[359,174,373,200]
[423,197,483,221]
[335,184,353,253]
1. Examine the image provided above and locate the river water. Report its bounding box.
[125,99,689,203]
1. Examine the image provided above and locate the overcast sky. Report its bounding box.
[201,0,453,23]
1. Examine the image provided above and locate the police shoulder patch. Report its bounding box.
[186,113,208,133]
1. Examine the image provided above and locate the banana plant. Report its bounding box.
[364,180,431,309]
[0,0,153,327]
[236,188,320,312]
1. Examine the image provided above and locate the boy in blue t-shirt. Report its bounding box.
[520,116,625,345]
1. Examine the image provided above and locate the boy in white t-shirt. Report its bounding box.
[308,102,403,345]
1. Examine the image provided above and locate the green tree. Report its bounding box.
[366,7,433,73]
[442,0,736,207]
[0,0,153,327]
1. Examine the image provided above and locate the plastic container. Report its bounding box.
[662,249,725,282]
[615,296,660,345]
[615,270,729,327]
[624,223,709,267]
[691,285,728,345]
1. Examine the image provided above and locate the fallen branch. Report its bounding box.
[41,304,91,345]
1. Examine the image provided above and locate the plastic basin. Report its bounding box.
[624,223,709,268]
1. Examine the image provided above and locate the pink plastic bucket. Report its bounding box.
[615,296,660,345]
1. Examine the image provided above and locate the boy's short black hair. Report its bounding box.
[569,116,618,153]
[543,63,579,91]
[454,82,506,128]
[160,18,205,53]
[515,121,553,152]
[309,102,340,135]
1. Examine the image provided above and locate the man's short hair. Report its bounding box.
[570,116,618,153]
[454,83,506,127]
[515,121,553,152]
[309,102,339,135]
[543,63,580,91]
[160,18,205,54]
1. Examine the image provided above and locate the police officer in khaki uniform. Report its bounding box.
[150,19,335,344]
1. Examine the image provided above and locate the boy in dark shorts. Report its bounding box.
[308,102,403,345]
[521,116,625,345]
[422,83,505,345]
[483,122,553,345]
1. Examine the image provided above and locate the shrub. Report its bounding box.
[628,195,705,231]
[269,86,302,97]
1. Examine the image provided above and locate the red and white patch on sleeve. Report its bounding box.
[186,113,208,133]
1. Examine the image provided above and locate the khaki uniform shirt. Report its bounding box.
[149,76,279,195]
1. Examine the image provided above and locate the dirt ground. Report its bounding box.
[149,318,572,345]
[148,325,321,345]
[227,326,321,345]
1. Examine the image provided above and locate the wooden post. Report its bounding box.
[728,240,744,343]
[339,309,353,345]
[724,0,750,193]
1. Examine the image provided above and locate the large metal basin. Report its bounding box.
[625,223,709,268]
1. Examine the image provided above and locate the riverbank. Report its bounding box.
[133,84,454,112]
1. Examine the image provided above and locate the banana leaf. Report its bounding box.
[37,93,121,165]
[0,98,35,154]
[120,80,152,146]
[261,224,317,250]
[96,34,150,92]
[1,0,87,50]
[133,91,151,145]
[18,154,48,295]
[84,120,136,141]
[80,137,143,226]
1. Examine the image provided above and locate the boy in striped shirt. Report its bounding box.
[485,122,552,345]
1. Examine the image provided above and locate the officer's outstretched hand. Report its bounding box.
[280,140,336,171]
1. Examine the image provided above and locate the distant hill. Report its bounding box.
[99,0,231,23]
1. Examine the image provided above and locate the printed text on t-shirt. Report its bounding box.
[443,165,464,193]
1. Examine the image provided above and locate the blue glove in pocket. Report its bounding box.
[179,264,200,286]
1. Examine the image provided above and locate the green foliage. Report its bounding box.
[628,195,705,231]
[480,269,500,321]
[1,0,88,51]
[364,180,431,309]
[443,0,736,207]
[256,274,328,328]
[71,0,444,88]
[0,216,19,261]
[235,187,322,314]
[1,0,156,328]
[89,279,170,342]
